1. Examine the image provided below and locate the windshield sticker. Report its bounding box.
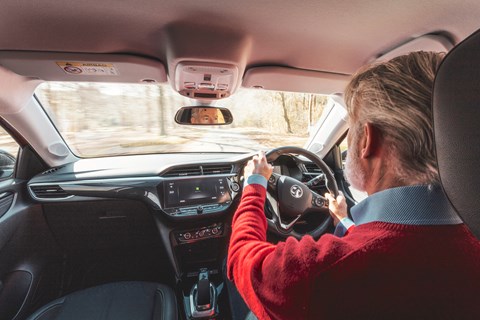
[56,62,119,76]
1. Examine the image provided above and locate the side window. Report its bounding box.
[339,135,368,202]
[0,126,19,179]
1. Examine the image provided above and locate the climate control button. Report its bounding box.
[176,223,223,242]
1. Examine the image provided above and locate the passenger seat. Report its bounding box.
[27,281,177,320]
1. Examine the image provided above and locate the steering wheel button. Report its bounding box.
[314,198,324,207]
[231,182,240,192]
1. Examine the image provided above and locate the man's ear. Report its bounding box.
[360,122,381,158]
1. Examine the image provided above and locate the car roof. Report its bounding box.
[1,0,479,82]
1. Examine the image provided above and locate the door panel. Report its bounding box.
[0,127,61,320]
[0,180,62,320]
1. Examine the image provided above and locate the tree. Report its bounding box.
[146,86,154,133]
[158,85,166,136]
[278,92,292,133]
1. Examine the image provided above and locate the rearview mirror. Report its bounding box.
[174,106,233,125]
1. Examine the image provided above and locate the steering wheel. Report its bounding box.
[264,146,339,239]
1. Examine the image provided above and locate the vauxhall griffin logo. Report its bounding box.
[290,185,303,198]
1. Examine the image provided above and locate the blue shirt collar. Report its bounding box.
[351,184,463,226]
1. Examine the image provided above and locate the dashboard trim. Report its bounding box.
[28,174,240,218]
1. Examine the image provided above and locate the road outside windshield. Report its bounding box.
[35,82,329,157]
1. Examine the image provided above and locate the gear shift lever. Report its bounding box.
[196,270,211,310]
[190,268,216,318]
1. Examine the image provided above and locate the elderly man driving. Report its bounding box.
[227,51,480,320]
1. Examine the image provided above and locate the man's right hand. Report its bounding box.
[324,192,348,226]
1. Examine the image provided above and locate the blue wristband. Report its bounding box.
[244,174,268,189]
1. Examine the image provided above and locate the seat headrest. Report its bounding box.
[433,28,480,239]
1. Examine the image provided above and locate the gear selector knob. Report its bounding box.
[189,268,217,318]
[196,278,211,310]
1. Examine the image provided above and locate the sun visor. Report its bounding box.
[374,34,453,62]
[242,67,349,95]
[0,51,167,83]
[0,65,42,115]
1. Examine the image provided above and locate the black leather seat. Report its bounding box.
[433,27,480,239]
[27,281,178,320]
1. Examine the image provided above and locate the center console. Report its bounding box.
[157,174,241,319]
[185,268,219,319]
[174,231,232,319]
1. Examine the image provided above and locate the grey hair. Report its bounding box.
[344,51,445,185]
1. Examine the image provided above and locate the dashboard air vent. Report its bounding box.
[304,163,322,174]
[162,166,202,177]
[202,164,233,175]
[30,185,70,199]
[41,166,64,175]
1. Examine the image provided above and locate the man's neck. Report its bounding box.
[364,159,405,195]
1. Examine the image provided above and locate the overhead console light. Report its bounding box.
[166,23,251,100]
[175,62,238,99]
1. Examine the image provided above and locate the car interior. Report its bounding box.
[0,1,480,319]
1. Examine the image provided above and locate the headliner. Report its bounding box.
[1,0,479,75]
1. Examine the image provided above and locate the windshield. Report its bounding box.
[35,82,330,157]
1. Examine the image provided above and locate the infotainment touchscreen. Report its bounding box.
[164,177,231,208]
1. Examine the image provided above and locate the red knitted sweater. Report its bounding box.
[227,184,480,320]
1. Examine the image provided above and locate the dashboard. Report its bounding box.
[27,153,324,215]
[26,152,326,278]
[27,153,247,218]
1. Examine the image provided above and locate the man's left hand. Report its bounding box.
[244,151,273,181]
